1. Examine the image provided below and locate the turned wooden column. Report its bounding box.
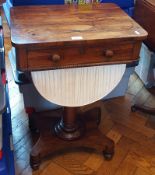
[54,107,85,140]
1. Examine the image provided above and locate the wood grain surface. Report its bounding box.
[10,3,147,47]
[9,3,147,71]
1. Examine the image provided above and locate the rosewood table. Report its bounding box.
[9,3,147,170]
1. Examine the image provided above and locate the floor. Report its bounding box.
[1,6,155,175]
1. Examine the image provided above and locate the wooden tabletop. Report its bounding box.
[10,3,147,48]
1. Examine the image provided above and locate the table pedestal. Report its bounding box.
[54,107,85,140]
[30,107,114,170]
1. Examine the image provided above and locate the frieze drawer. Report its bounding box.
[27,42,139,71]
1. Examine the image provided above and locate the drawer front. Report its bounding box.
[27,43,134,70]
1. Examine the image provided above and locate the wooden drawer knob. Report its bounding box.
[105,50,114,57]
[52,54,61,62]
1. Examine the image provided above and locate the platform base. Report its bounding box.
[29,107,114,170]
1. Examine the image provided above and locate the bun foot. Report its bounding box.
[103,151,114,160]
[103,145,114,160]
